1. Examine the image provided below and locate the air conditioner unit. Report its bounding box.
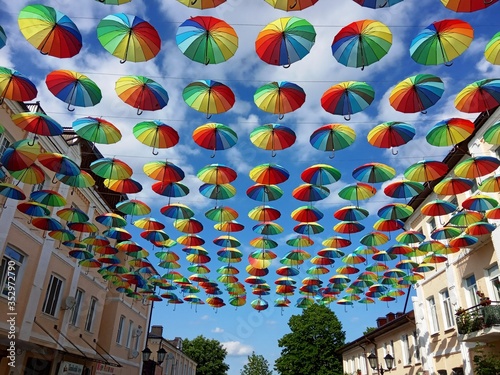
[61,296,77,310]
[133,327,143,337]
[129,349,139,359]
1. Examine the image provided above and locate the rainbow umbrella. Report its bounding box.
[395,230,425,244]
[38,152,81,177]
[422,253,448,265]
[249,205,282,221]
[12,112,63,142]
[462,194,498,211]
[338,182,377,205]
[454,156,500,180]
[72,117,122,145]
[251,298,268,311]
[116,199,151,217]
[465,222,496,236]
[177,0,226,8]
[485,32,500,65]
[479,174,500,193]
[161,203,195,220]
[144,160,184,183]
[152,182,189,200]
[422,199,458,217]
[292,184,330,202]
[389,74,445,114]
[255,17,316,67]
[320,81,375,121]
[294,222,324,235]
[199,183,235,201]
[205,206,238,222]
[0,67,37,104]
[334,206,369,222]
[454,79,500,114]
[441,0,498,12]
[367,121,415,155]
[410,19,473,66]
[247,184,283,202]
[133,121,179,155]
[336,265,360,275]
[96,0,132,4]
[334,221,365,237]
[97,13,160,63]
[0,183,26,202]
[96,212,127,227]
[183,80,235,119]
[30,189,66,207]
[67,221,99,234]
[301,164,341,186]
[309,123,356,158]
[17,202,50,222]
[32,217,64,233]
[483,122,500,145]
[9,165,45,185]
[45,70,101,111]
[134,217,165,231]
[192,123,238,157]
[433,177,473,195]
[90,157,133,180]
[115,76,169,115]
[353,0,403,7]
[404,160,448,182]
[431,226,462,241]
[252,222,284,236]
[104,178,142,194]
[377,203,413,220]
[0,26,6,49]
[254,81,305,119]
[352,162,396,184]
[449,210,484,227]
[354,246,379,256]
[18,4,82,58]
[360,231,389,246]
[387,245,413,258]
[250,163,289,185]
[331,19,392,70]
[198,164,237,184]
[372,250,397,262]
[56,171,95,189]
[250,124,296,157]
[264,0,318,10]
[372,219,404,234]
[176,16,238,65]
[57,207,89,223]
[384,180,425,199]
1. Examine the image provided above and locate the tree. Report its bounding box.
[363,327,376,335]
[182,335,230,375]
[240,352,273,375]
[274,304,346,375]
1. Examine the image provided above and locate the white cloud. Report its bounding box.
[212,327,224,333]
[222,341,254,356]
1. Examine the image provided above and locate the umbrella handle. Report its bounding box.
[51,175,59,184]
[136,108,143,116]
[152,148,159,156]
[329,150,335,159]
[444,61,453,67]
[391,148,398,155]
[344,114,351,121]
[211,148,216,158]
[272,150,277,157]
[191,0,198,4]
[206,113,212,120]
[67,103,75,112]
[278,113,284,120]
[420,110,427,115]
[484,0,494,4]
[290,0,297,8]
[120,59,127,64]
[0,97,3,105]
[27,137,37,147]
[283,63,291,69]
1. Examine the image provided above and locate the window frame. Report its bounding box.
[0,245,25,298]
[116,315,125,344]
[487,264,500,301]
[464,274,479,307]
[427,296,440,333]
[84,297,98,332]
[42,274,64,317]
[413,331,420,363]
[125,320,133,348]
[440,289,455,329]
[69,289,84,326]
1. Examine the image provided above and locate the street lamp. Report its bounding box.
[368,352,394,375]
[142,347,167,375]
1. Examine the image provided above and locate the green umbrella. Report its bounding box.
[483,122,500,145]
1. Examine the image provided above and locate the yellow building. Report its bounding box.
[0,99,152,375]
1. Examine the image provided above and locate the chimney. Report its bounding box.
[151,325,163,337]
[396,312,404,318]
[376,317,387,327]
[386,312,395,322]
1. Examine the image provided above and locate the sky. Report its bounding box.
[1,0,500,373]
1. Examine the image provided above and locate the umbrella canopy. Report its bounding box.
[56,171,95,189]
[133,121,179,155]
[0,26,6,49]
[404,160,448,182]
[250,205,282,222]
[353,0,403,8]
[389,74,445,113]
[0,67,37,104]
[45,70,101,111]
[97,13,161,63]
[254,81,305,120]
[249,163,289,185]
[198,164,237,184]
[352,162,396,184]
[338,182,377,203]
[321,81,375,121]
[115,75,169,115]
[462,194,498,211]
[367,121,415,155]
[12,112,63,140]
[104,178,142,193]
[434,177,473,196]
[410,19,474,66]
[161,203,195,220]
[384,180,425,199]
[421,199,458,217]
[144,160,185,183]
[255,16,316,67]
[72,117,122,145]
[0,183,26,202]
[441,0,498,12]
[30,189,66,207]
[485,31,500,65]
[483,122,500,145]
[246,184,284,202]
[38,152,81,176]
[301,164,341,186]
[183,80,235,118]
[331,19,392,70]
[250,124,296,156]
[9,165,45,185]
[176,16,238,65]
[152,182,189,199]
[454,79,500,113]
[18,4,82,58]
[426,118,475,147]
[310,123,356,158]
[377,203,414,220]
[192,123,238,157]
[264,0,318,10]
[292,184,330,202]
[176,0,226,8]
[479,174,500,193]
[116,199,151,216]
[334,206,369,221]
[454,156,500,179]
[90,157,133,180]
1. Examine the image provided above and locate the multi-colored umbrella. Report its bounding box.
[462,194,498,211]
[454,79,500,114]
[404,160,448,182]
[352,162,396,184]
[255,17,316,67]
[161,203,194,220]
[9,165,45,185]
[45,70,102,111]
[454,156,500,180]
[12,112,63,143]
[38,152,81,177]
[254,81,305,119]
[250,205,282,222]
[264,0,318,10]
[0,183,26,202]
[309,123,356,158]
[116,199,151,218]
[377,203,414,220]
[183,80,235,118]
[410,19,473,66]
[198,164,237,185]
[18,4,82,58]
[389,74,445,114]
[292,184,330,202]
[485,32,500,65]
[441,0,498,12]
[384,180,425,199]
[426,118,475,147]
[483,122,500,145]
[176,16,238,65]
[246,184,284,202]
[199,183,236,201]
[192,123,238,157]
[367,121,415,155]
[249,163,289,185]
[250,124,296,156]
[72,117,122,145]
[115,76,169,115]
[104,178,142,194]
[433,177,473,195]
[331,20,392,70]
[30,189,67,207]
[0,67,37,104]
[338,182,377,204]
[479,174,500,193]
[449,210,484,227]
[0,26,6,49]
[96,0,132,4]
[176,0,226,8]
[90,157,133,180]
[152,182,189,201]
[301,164,341,186]
[353,0,403,8]
[321,81,375,121]
[335,206,369,221]
[97,13,161,63]
[133,121,179,155]
[421,199,458,217]
[56,171,95,189]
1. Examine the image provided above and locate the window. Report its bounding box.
[464,275,479,306]
[448,196,458,208]
[428,217,437,235]
[440,289,455,329]
[0,134,11,159]
[413,331,420,362]
[125,320,133,348]
[116,315,125,344]
[401,334,411,365]
[427,296,440,333]
[69,289,84,326]
[0,246,25,297]
[134,325,142,351]
[487,264,500,301]
[42,275,63,316]
[84,297,97,332]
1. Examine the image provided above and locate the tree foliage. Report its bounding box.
[473,343,500,375]
[240,352,273,375]
[274,304,346,375]
[182,335,230,375]
[363,327,376,335]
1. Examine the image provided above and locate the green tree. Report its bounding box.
[182,335,230,375]
[274,304,346,375]
[363,327,376,335]
[240,352,273,375]
[473,343,500,375]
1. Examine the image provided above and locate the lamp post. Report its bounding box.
[142,347,167,375]
[368,352,394,375]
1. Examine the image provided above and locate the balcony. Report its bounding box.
[456,301,500,343]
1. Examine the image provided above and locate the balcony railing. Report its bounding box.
[456,301,500,337]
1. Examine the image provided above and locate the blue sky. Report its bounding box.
[1,0,500,373]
